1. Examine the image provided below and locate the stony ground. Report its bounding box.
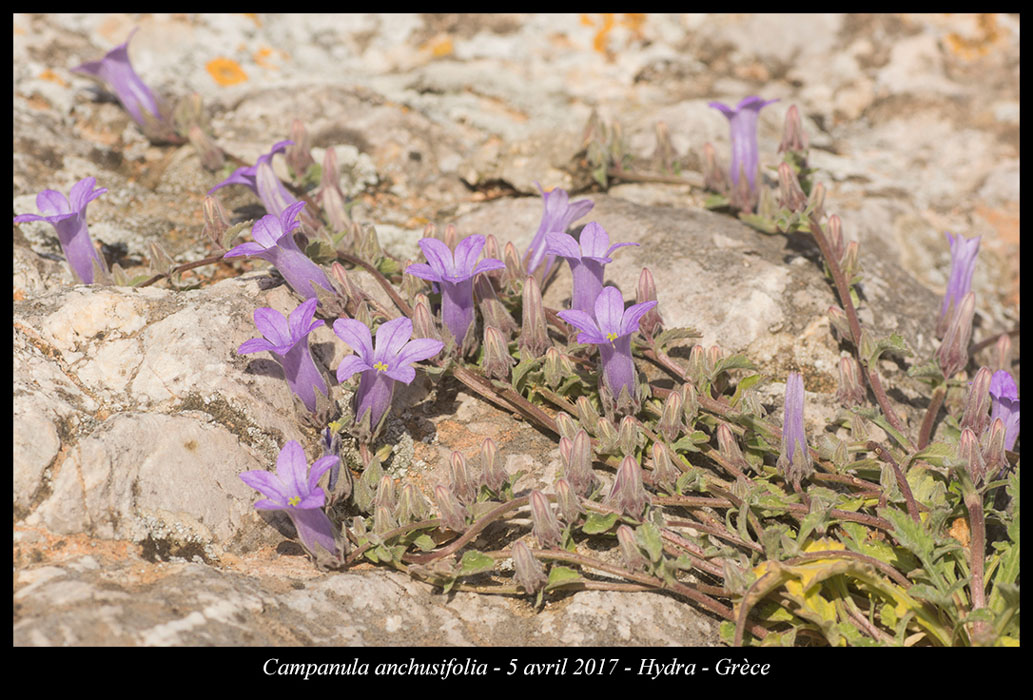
[13,13,1019,646]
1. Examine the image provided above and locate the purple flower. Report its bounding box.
[708,96,778,191]
[938,232,981,334]
[557,286,656,403]
[71,28,162,130]
[224,201,332,299]
[404,235,505,346]
[13,177,107,284]
[238,298,328,414]
[209,140,297,218]
[546,222,638,316]
[239,440,339,557]
[777,372,813,488]
[333,316,444,432]
[524,182,594,277]
[989,370,1020,451]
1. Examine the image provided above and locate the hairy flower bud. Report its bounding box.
[411,294,440,343]
[635,267,664,339]
[397,481,431,524]
[449,451,476,504]
[286,118,316,178]
[511,540,547,595]
[827,305,853,344]
[373,503,396,536]
[778,162,808,212]
[357,223,384,264]
[808,181,826,221]
[575,396,602,436]
[716,423,750,473]
[483,325,515,381]
[543,346,572,389]
[375,474,397,512]
[687,345,708,386]
[960,367,994,435]
[553,478,584,524]
[650,441,681,493]
[616,524,650,572]
[826,215,845,264]
[562,429,597,497]
[442,223,458,253]
[778,104,809,154]
[608,455,649,518]
[187,124,225,172]
[958,428,986,486]
[318,147,350,234]
[554,412,579,442]
[840,240,860,282]
[993,333,1012,373]
[617,415,642,457]
[982,417,1007,479]
[529,489,564,549]
[432,484,468,532]
[680,382,699,424]
[479,437,507,493]
[658,390,684,442]
[502,240,524,291]
[703,142,730,194]
[937,291,975,379]
[836,355,866,407]
[518,275,550,358]
[201,194,233,250]
[482,234,503,281]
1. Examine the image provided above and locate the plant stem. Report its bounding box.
[918,385,946,449]
[866,441,921,524]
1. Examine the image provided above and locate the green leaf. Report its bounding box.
[907,442,954,469]
[411,534,437,552]
[738,213,779,234]
[711,354,756,378]
[861,332,912,367]
[729,374,764,408]
[704,193,730,210]
[580,511,619,535]
[545,565,583,591]
[305,239,338,265]
[457,550,496,577]
[652,327,700,351]
[635,522,664,563]
[511,355,541,392]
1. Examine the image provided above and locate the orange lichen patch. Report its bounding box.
[945,13,1004,60]
[38,68,68,87]
[206,57,248,86]
[619,13,647,38]
[13,525,139,568]
[421,34,454,59]
[254,45,289,70]
[13,288,26,301]
[948,517,971,547]
[592,13,616,53]
[241,12,261,27]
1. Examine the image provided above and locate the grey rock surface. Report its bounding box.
[14,13,1019,646]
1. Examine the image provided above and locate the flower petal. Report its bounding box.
[392,337,445,376]
[557,309,607,345]
[239,469,287,504]
[336,354,372,383]
[577,222,611,258]
[545,232,582,260]
[332,318,374,361]
[250,214,285,248]
[471,258,506,276]
[593,286,626,336]
[36,189,70,216]
[374,317,414,362]
[384,364,416,384]
[274,441,309,501]
[253,307,291,347]
[237,337,277,355]
[287,298,322,340]
[308,455,339,492]
[223,242,267,258]
[452,235,486,277]
[68,177,106,212]
[619,300,658,337]
[404,262,441,282]
[418,237,455,278]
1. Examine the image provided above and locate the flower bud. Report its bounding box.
[937,291,975,379]
[716,423,749,472]
[286,118,316,178]
[826,215,845,263]
[553,478,583,524]
[511,540,547,595]
[778,104,809,154]
[957,428,986,486]
[397,481,430,524]
[530,489,563,548]
[442,223,458,252]
[960,367,994,435]
[982,417,1008,479]
[543,347,569,389]
[658,390,684,442]
[653,120,676,173]
[502,240,524,291]
[687,345,708,386]
[356,223,384,263]
[479,437,507,493]
[563,429,597,497]
[482,325,515,381]
[993,333,1012,373]
[608,455,649,518]
[449,451,476,504]
[187,124,224,171]
[518,276,549,358]
[554,412,579,442]
[778,162,808,212]
[827,305,853,344]
[411,294,440,343]
[482,234,503,281]
[840,240,860,282]
[575,396,602,436]
[680,383,698,423]
[375,474,397,511]
[650,441,680,493]
[635,267,664,339]
[808,181,826,221]
[703,142,730,193]
[373,503,396,536]
[617,415,642,457]
[318,147,350,234]
[616,524,650,572]
[202,194,233,250]
[592,416,617,454]
[777,372,813,489]
[432,484,468,532]
[836,355,866,407]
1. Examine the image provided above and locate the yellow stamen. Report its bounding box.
[606,332,619,345]
[288,495,301,507]
[373,361,389,372]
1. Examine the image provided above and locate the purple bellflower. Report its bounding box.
[404,235,505,347]
[546,222,638,316]
[238,298,328,414]
[14,177,107,284]
[523,182,594,278]
[708,96,778,192]
[209,140,298,218]
[333,316,444,434]
[224,201,332,299]
[989,370,1020,451]
[239,440,339,558]
[71,28,164,132]
[777,372,813,489]
[557,286,656,405]
[938,232,981,337]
